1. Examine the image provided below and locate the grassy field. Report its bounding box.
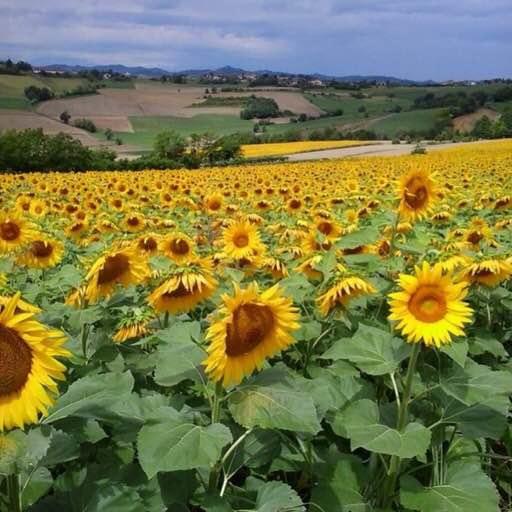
[370,107,446,137]
[98,114,254,148]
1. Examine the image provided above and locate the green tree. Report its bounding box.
[59,111,71,124]
[153,130,186,159]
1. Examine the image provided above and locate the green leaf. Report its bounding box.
[40,430,80,466]
[22,467,53,509]
[337,226,379,249]
[255,481,304,512]
[84,484,146,512]
[279,274,315,303]
[334,399,431,458]
[441,361,512,406]
[400,461,499,512]
[154,337,205,386]
[154,320,202,345]
[321,324,410,375]
[43,371,134,423]
[311,456,369,512]
[137,420,232,478]
[436,392,509,440]
[440,341,468,368]
[468,335,507,359]
[228,367,321,434]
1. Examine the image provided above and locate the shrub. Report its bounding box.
[240,96,280,119]
[73,118,97,133]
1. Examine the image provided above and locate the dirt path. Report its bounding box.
[286,140,489,161]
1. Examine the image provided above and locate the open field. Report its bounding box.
[0,139,511,510]
[369,107,446,137]
[452,107,500,133]
[241,139,375,157]
[0,109,106,146]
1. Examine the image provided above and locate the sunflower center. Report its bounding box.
[170,239,190,255]
[225,303,274,356]
[127,217,140,227]
[139,237,157,251]
[98,254,130,285]
[233,234,249,248]
[466,231,483,245]
[31,241,53,258]
[0,325,33,396]
[209,200,221,211]
[408,285,447,323]
[404,178,428,209]
[317,222,333,235]
[473,268,493,278]
[0,221,21,242]
[163,282,190,299]
[289,199,301,210]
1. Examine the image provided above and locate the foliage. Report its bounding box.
[73,118,97,133]
[240,96,281,119]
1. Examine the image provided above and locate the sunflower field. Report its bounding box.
[0,139,511,512]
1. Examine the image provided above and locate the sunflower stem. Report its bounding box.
[163,312,170,328]
[388,210,401,257]
[6,473,23,512]
[81,323,90,362]
[381,342,421,508]
[209,381,224,492]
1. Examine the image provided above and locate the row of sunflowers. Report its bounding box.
[0,139,511,511]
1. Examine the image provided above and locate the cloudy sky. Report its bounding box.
[1,0,511,80]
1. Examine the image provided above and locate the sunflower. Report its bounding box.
[388,261,473,347]
[84,246,149,303]
[113,308,154,344]
[204,282,299,387]
[461,259,512,287]
[0,213,37,254]
[0,293,70,431]
[222,220,265,261]
[316,268,376,316]
[148,260,218,314]
[398,169,436,220]
[159,232,196,264]
[204,193,224,213]
[17,238,64,269]
[134,233,160,257]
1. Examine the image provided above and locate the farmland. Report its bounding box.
[1,73,510,155]
[0,139,511,510]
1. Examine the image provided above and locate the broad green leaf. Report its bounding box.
[400,461,499,512]
[158,471,199,508]
[279,273,315,303]
[40,430,80,466]
[22,467,53,509]
[334,399,431,458]
[154,320,202,345]
[43,371,134,423]
[321,323,410,375]
[154,338,206,386]
[201,494,234,512]
[440,341,468,368]
[468,335,507,358]
[441,361,512,406]
[311,456,370,512]
[436,391,509,440]
[228,367,321,434]
[337,227,379,249]
[84,484,146,512]
[255,481,304,512]
[138,420,232,478]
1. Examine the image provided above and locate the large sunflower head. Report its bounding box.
[398,169,437,220]
[17,237,64,269]
[148,259,218,314]
[0,212,37,254]
[204,282,299,387]
[84,246,149,303]
[0,293,70,431]
[222,220,265,261]
[388,261,473,347]
[461,258,512,287]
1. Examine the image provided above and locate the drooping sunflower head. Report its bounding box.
[148,259,218,315]
[159,232,196,264]
[398,169,437,220]
[388,261,473,347]
[461,258,512,288]
[17,238,64,269]
[113,307,154,344]
[0,293,70,431]
[222,220,265,261]
[316,268,376,317]
[84,246,149,303]
[0,212,37,254]
[204,282,299,387]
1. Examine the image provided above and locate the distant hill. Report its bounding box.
[39,63,431,84]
